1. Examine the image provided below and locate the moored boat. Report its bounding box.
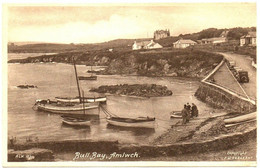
[34,100,99,115]
[55,96,106,103]
[61,116,91,126]
[78,75,97,80]
[106,116,156,128]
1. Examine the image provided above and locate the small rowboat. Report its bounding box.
[62,116,91,127]
[78,75,97,80]
[106,116,155,128]
[170,111,182,119]
[55,96,106,103]
[224,112,256,125]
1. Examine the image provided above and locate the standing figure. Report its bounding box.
[181,105,188,125]
[191,103,198,117]
[186,103,191,122]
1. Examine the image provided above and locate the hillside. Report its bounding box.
[8,38,152,53]
[8,27,256,53]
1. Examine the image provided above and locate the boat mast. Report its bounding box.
[82,90,85,115]
[73,58,82,103]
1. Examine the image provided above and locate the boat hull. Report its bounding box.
[62,117,91,126]
[55,97,106,103]
[106,117,155,128]
[170,111,182,119]
[37,103,99,115]
[78,76,97,80]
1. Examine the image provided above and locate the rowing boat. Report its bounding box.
[170,111,182,119]
[106,116,155,128]
[61,116,91,126]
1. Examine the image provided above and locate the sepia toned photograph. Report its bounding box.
[2,2,257,166]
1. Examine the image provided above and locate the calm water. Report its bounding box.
[8,53,56,61]
[8,55,215,144]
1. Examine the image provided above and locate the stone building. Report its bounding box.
[154,29,170,40]
[240,32,257,46]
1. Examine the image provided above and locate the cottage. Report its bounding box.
[132,40,163,50]
[240,32,256,46]
[173,39,197,48]
[201,37,227,44]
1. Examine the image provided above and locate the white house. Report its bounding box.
[132,40,163,50]
[240,32,256,46]
[173,39,197,48]
[201,37,227,44]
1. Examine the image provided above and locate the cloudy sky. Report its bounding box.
[7,3,256,44]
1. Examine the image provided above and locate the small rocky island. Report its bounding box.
[90,84,172,97]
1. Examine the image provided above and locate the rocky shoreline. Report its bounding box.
[90,84,172,97]
[8,49,223,78]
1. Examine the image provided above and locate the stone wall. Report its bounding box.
[195,83,256,113]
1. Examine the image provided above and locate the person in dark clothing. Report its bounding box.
[191,103,198,117]
[186,103,191,111]
[181,105,188,125]
[186,103,191,122]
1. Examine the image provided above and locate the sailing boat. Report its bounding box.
[55,64,106,103]
[100,105,155,128]
[34,58,100,116]
[78,66,97,80]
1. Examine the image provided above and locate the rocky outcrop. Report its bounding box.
[195,83,256,113]
[90,84,172,97]
[8,49,223,78]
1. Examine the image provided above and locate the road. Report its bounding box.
[218,52,256,101]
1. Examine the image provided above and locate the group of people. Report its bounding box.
[181,103,198,124]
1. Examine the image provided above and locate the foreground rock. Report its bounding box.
[90,84,172,97]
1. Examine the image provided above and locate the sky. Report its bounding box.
[7,3,256,44]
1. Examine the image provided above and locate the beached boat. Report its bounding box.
[224,112,256,125]
[61,116,91,126]
[170,111,182,119]
[55,96,106,103]
[106,116,155,128]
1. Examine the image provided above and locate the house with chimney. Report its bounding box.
[132,40,163,50]
[240,32,257,46]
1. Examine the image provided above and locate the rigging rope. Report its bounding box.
[99,105,119,117]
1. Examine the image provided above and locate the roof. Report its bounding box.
[135,41,151,46]
[202,37,226,42]
[173,39,197,44]
[241,32,256,38]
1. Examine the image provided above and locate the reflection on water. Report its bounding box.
[106,124,155,136]
[8,60,215,144]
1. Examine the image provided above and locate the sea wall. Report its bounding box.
[194,58,256,113]
[195,83,256,113]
